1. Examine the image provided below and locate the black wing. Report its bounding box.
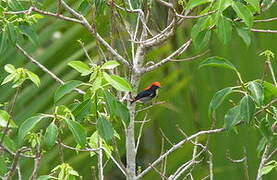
[131,90,153,103]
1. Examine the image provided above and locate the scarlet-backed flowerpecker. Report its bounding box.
[131,82,161,104]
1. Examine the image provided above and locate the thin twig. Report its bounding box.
[30,146,41,180]
[176,11,216,19]
[137,101,166,112]
[60,0,130,67]
[266,147,277,162]
[79,41,94,64]
[149,163,169,179]
[159,128,174,146]
[17,165,22,180]
[170,50,209,62]
[155,0,173,9]
[251,28,277,33]
[266,60,277,86]
[0,87,21,145]
[143,39,192,73]
[256,143,271,180]
[137,124,238,179]
[58,141,126,176]
[135,114,148,152]
[16,44,85,94]
[97,136,104,180]
[4,147,29,180]
[255,17,277,22]
[5,6,82,24]
[58,142,101,152]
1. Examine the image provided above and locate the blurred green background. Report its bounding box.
[0,0,276,179]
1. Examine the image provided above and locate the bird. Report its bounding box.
[131,82,161,104]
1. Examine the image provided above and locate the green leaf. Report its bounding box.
[100,60,120,70]
[192,29,211,51]
[65,119,87,147]
[245,0,260,13]
[259,117,271,140]
[103,72,132,92]
[96,116,114,142]
[7,0,24,10]
[68,61,92,76]
[1,73,16,85]
[0,110,17,128]
[0,156,7,176]
[240,95,256,123]
[261,165,275,175]
[4,64,16,73]
[6,22,17,44]
[103,90,130,125]
[103,90,118,116]
[186,0,212,10]
[257,137,267,155]
[78,0,90,15]
[19,25,39,45]
[26,70,40,87]
[199,56,238,72]
[209,87,234,117]
[224,105,241,129]
[54,80,83,103]
[215,0,232,22]
[37,175,56,180]
[18,114,47,144]
[232,1,253,27]
[0,32,8,53]
[115,102,130,125]
[258,81,277,104]
[216,15,232,45]
[90,76,102,93]
[0,133,17,152]
[72,99,93,121]
[248,81,264,105]
[43,122,58,149]
[235,23,251,47]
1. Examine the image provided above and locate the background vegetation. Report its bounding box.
[0,0,276,179]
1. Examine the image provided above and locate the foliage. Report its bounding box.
[0,0,276,179]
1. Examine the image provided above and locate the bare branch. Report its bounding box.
[60,0,130,67]
[78,41,94,64]
[255,17,277,23]
[159,128,174,146]
[5,6,82,24]
[176,10,216,19]
[135,114,148,152]
[112,3,154,36]
[58,142,101,152]
[170,50,209,62]
[226,148,249,180]
[266,147,277,162]
[155,0,174,9]
[251,28,277,33]
[208,152,214,180]
[137,125,228,179]
[143,39,192,73]
[97,137,104,180]
[149,163,169,179]
[137,101,166,112]
[4,147,29,180]
[58,141,126,176]
[256,144,271,180]
[30,147,41,180]
[255,98,277,116]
